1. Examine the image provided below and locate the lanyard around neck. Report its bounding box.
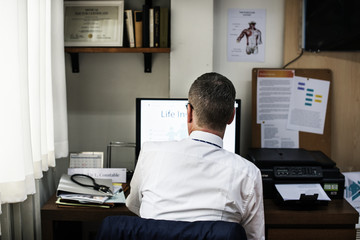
[192,138,221,148]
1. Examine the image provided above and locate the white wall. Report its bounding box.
[214,0,285,155]
[65,53,170,167]
[170,0,214,97]
[64,0,285,167]
[170,0,285,156]
[62,2,171,171]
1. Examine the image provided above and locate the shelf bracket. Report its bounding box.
[69,53,80,73]
[144,53,152,73]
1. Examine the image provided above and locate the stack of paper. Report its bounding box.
[56,174,125,208]
[275,183,331,201]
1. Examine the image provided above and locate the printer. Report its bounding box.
[246,148,345,199]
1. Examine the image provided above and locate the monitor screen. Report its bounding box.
[135,98,241,158]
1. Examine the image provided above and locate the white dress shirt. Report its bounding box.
[126,131,265,240]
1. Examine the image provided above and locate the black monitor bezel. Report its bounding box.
[135,98,241,160]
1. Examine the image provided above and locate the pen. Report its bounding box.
[122,184,130,193]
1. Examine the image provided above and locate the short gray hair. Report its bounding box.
[188,72,236,131]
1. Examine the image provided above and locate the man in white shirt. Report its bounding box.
[126,72,265,240]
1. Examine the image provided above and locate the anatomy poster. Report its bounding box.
[227,9,266,62]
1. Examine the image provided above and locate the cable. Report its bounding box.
[282,48,304,69]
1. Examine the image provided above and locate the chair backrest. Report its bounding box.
[96,215,247,240]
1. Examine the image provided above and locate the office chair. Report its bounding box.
[96,215,247,240]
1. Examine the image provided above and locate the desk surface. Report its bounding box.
[41,193,135,240]
[264,199,359,240]
[41,194,135,221]
[41,195,359,240]
[265,198,359,225]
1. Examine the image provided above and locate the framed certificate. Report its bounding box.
[64,1,124,47]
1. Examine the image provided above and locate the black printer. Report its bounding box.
[246,148,344,199]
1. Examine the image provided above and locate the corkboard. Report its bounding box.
[251,68,332,157]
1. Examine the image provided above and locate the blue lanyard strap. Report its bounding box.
[192,138,221,148]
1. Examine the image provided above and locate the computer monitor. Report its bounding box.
[135,98,241,159]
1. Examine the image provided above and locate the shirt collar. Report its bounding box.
[189,131,223,148]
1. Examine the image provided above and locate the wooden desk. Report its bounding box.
[264,199,359,240]
[41,194,135,240]
[41,195,358,240]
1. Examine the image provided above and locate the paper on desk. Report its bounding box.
[275,183,331,201]
[58,194,109,204]
[57,174,114,197]
[106,184,126,204]
[58,183,125,204]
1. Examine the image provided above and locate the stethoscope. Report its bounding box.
[70,174,113,195]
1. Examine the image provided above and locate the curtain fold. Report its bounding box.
[1,0,68,238]
[0,0,34,204]
[0,0,68,211]
[52,0,69,159]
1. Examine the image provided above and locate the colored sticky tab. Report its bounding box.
[307,88,314,92]
[315,99,322,103]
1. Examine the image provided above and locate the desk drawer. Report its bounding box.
[267,228,356,240]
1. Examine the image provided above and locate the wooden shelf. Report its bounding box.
[65,47,170,53]
[65,47,171,73]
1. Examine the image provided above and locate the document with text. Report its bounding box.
[287,76,330,134]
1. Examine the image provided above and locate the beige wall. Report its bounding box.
[212,0,285,156]
[64,1,170,169]
[64,0,360,172]
[65,53,170,166]
[65,0,286,163]
[170,0,214,98]
[283,0,360,171]
[170,0,285,156]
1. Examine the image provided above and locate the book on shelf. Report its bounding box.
[125,10,135,48]
[134,10,143,47]
[123,5,169,49]
[160,7,169,48]
[149,8,154,47]
[142,4,150,48]
[154,6,160,47]
[123,12,130,47]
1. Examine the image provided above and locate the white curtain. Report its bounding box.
[0,0,68,219]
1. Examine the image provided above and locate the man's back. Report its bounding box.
[126,131,264,240]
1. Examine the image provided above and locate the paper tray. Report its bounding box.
[274,191,329,209]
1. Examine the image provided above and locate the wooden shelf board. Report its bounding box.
[65,47,170,53]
